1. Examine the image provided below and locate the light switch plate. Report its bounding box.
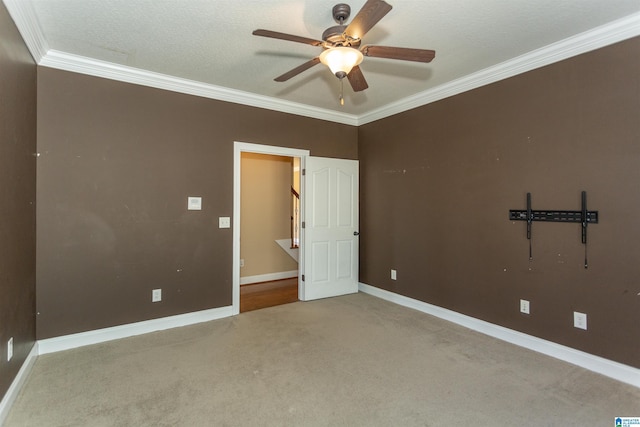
[188,197,202,210]
[219,217,231,228]
[574,311,587,330]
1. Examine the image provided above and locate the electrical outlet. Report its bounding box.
[391,269,397,280]
[520,299,530,314]
[152,288,162,303]
[240,259,245,267]
[7,337,13,362]
[574,312,587,330]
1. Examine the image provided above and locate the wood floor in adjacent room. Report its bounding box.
[240,277,298,313]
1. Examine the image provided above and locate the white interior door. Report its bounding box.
[300,156,359,301]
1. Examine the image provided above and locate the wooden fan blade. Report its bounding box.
[344,0,392,40]
[347,66,369,92]
[362,45,436,63]
[252,29,324,47]
[274,57,321,82]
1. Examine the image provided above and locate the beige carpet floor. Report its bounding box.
[5,293,640,426]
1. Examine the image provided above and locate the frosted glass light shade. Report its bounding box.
[319,47,364,76]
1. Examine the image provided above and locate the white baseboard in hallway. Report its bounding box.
[38,305,234,355]
[358,282,640,389]
[240,270,298,285]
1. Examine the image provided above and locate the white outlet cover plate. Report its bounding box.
[574,311,587,330]
[152,289,162,302]
[188,197,202,210]
[7,337,13,362]
[219,217,231,228]
[520,299,530,314]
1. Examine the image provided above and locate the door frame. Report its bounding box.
[233,141,310,315]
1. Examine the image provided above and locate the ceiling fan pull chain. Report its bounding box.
[339,78,345,106]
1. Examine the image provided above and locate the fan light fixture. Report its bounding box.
[319,47,363,79]
[253,0,437,104]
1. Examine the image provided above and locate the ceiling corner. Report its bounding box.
[3,0,49,62]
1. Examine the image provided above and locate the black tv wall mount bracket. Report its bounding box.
[509,191,598,268]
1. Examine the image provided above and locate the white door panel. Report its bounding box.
[301,157,359,301]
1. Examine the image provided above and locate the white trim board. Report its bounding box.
[1,307,233,421]
[358,282,640,389]
[38,50,359,127]
[6,0,639,126]
[240,270,298,286]
[38,305,233,355]
[275,239,299,263]
[2,288,637,424]
[0,343,38,426]
[2,0,49,62]
[357,12,640,125]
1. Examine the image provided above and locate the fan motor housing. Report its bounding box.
[322,25,361,47]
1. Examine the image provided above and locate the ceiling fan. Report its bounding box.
[253,0,436,104]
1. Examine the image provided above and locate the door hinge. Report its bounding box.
[301,274,305,281]
[301,221,305,228]
[302,169,306,176]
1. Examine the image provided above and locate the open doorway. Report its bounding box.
[233,142,359,314]
[239,152,300,312]
[232,142,310,315]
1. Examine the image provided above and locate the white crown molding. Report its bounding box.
[2,0,48,62]
[38,50,360,126]
[5,1,640,125]
[357,11,640,125]
[359,282,640,389]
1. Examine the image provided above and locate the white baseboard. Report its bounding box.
[0,343,39,426]
[358,282,640,389]
[240,270,298,286]
[38,305,234,355]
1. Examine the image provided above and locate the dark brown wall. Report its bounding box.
[0,3,37,400]
[29,28,640,370]
[359,37,640,368]
[36,68,357,339]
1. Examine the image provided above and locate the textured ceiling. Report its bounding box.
[10,0,640,122]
